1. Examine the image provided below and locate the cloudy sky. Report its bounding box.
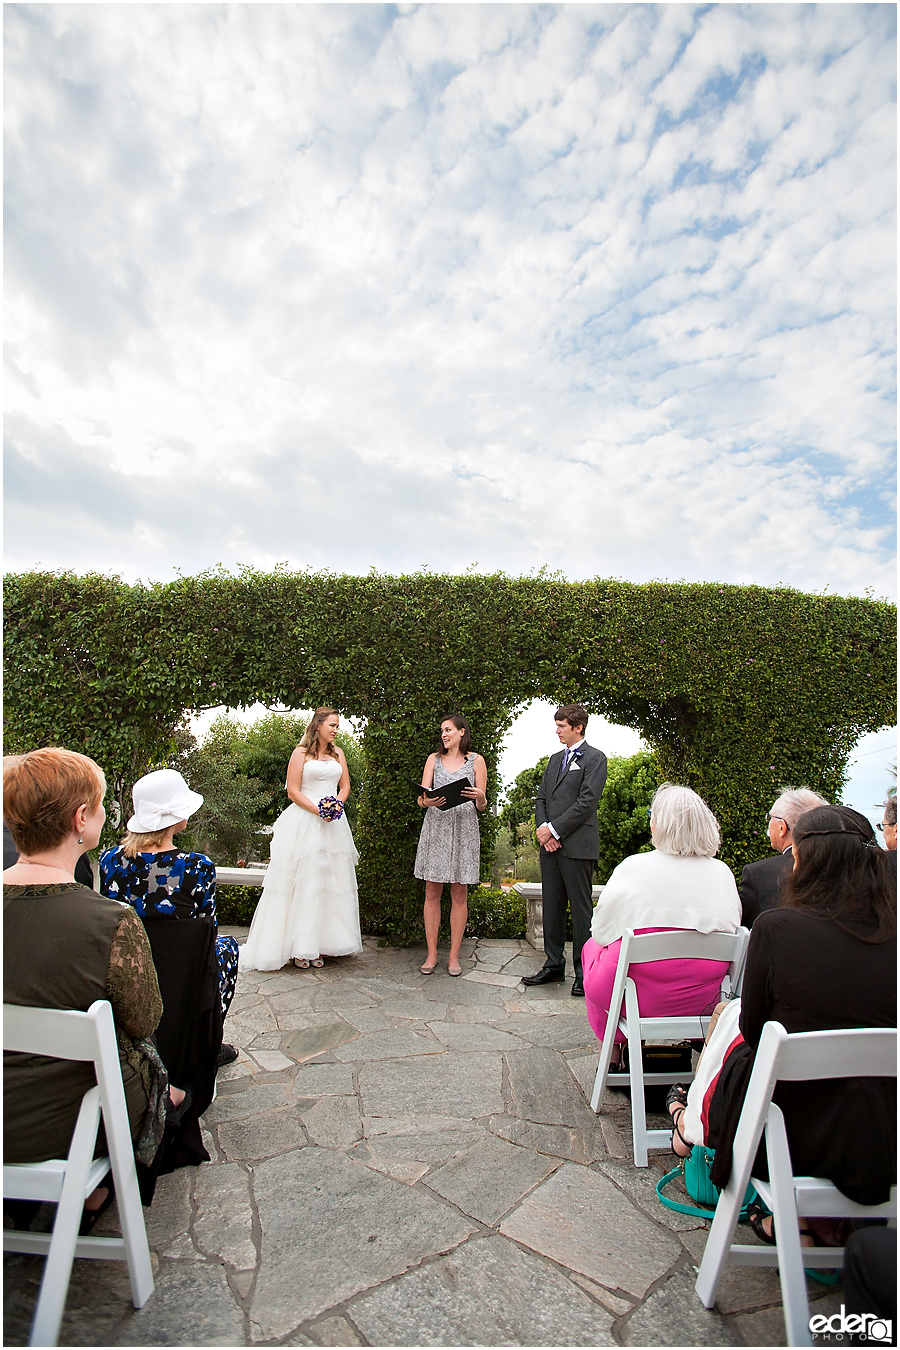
[4,4,896,814]
[4,2,896,597]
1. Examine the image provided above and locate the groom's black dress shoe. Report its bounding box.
[522,966,565,986]
[571,979,585,997]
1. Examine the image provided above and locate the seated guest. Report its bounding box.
[12,811,96,889]
[582,783,741,1065]
[739,787,827,927]
[99,769,239,1065]
[843,1226,896,1329]
[668,805,896,1228]
[3,749,186,1227]
[879,796,896,852]
[3,819,17,870]
[73,849,95,889]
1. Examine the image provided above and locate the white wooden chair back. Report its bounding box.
[695,1021,897,1347]
[3,999,155,1345]
[589,926,751,1166]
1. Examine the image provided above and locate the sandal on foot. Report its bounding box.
[293,958,310,969]
[665,1084,692,1153]
[420,961,437,975]
[311,958,324,968]
[166,1086,194,1127]
[448,964,462,977]
[665,1084,689,1112]
[79,1174,115,1236]
[747,1203,777,1245]
[747,1205,840,1282]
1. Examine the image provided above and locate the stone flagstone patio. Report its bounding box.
[4,934,845,1346]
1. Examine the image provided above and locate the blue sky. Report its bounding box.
[4,4,896,810]
[4,2,896,595]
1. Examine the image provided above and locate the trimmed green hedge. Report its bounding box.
[450,885,527,940]
[216,881,527,940]
[4,569,895,942]
[216,885,263,928]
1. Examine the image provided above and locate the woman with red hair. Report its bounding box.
[4,747,185,1227]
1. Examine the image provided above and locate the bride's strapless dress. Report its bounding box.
[240,758,362,971]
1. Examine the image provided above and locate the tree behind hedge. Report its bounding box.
[595,751,659,883]
[4,568,895,941]
[501,749,659,883]
[500,757,550,846]
[172,712,364,861]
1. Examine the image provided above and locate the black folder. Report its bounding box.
[412,776,470,811]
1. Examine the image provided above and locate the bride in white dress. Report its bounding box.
[240,708,363,971]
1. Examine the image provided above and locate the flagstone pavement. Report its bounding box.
[4,934,844,1347]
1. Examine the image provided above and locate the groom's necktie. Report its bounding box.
[559,748,572,780]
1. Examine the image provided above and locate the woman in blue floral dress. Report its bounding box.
[100,770,239,1044]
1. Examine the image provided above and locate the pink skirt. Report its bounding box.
[582,928,730,1044]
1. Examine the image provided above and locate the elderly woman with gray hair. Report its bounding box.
[582,783,741,1058]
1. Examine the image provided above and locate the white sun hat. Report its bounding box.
[128,769,204,833]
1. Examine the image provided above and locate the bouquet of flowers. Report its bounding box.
[317,795,344,821]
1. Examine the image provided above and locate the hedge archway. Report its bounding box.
[4,569,895,939]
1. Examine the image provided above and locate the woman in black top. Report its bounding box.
[672,804,895,1209]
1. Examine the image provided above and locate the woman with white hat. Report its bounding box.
[99,768,239,1063]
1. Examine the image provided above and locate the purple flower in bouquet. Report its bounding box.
[318,795,344,821]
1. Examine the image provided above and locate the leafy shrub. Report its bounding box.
[490,824,541,883]
[172,725,272,863]
[500,757,550,846]
[216,881,527,941]
[448,884,527,940]
[216,885,263,927]
[595,751,660,882]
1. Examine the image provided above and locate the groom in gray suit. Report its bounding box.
[523,704,607,997]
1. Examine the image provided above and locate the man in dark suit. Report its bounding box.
[523,704,607,998]
[739,787,827,926]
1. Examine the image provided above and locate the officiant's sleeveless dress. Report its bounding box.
[240,758,362,970]
[414,755,480,885]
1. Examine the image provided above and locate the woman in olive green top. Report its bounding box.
[3,748,184,1219]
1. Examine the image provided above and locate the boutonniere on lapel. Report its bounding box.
[568,749,583,771]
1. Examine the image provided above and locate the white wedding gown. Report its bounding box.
[240,758,363,971]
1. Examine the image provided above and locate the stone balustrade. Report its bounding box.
[513,882,605,950]
[216,865,268,887]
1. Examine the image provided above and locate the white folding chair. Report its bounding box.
[695,1022,897,1347]
[4,1000,155,1346]
[589,927,751,1166]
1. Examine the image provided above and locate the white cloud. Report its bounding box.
[3,2,896,598]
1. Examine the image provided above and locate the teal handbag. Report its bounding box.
[657,1144,758,1220]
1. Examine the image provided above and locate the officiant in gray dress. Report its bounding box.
[414,714,487,978]
[523,704,607,998]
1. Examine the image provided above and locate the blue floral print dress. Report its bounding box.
[99,847,239,1017]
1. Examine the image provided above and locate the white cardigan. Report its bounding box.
[590,849,741,948]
